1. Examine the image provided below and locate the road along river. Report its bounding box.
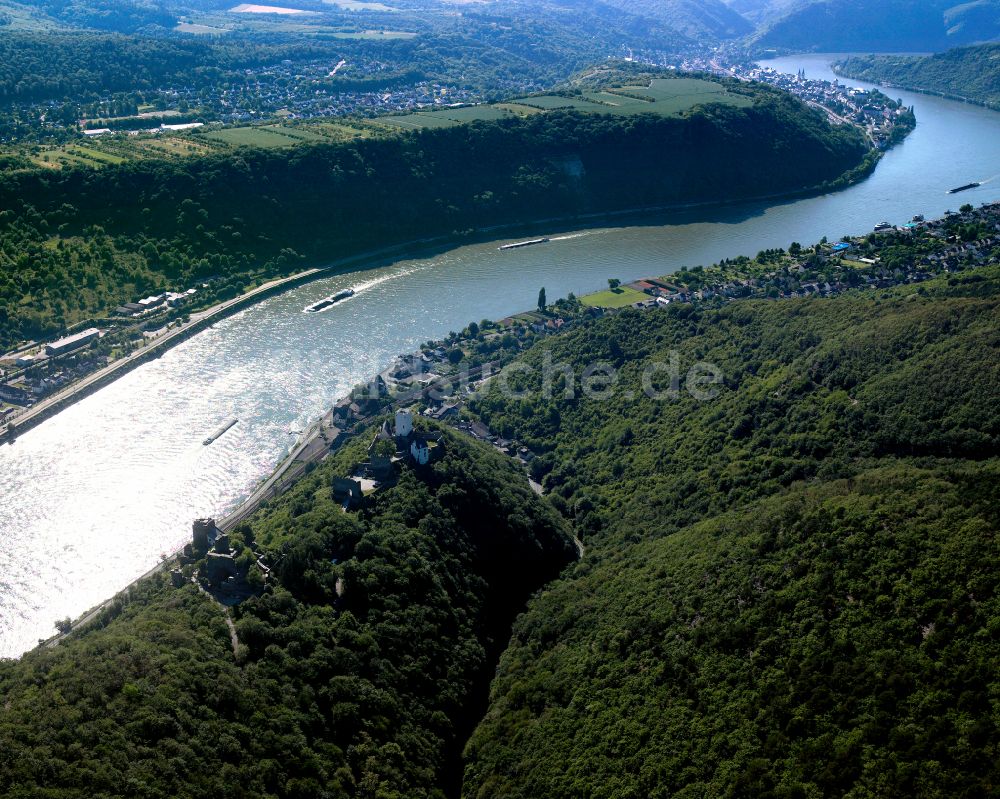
[1,54,999,657]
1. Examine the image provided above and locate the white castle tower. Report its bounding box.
[395,408,414,439]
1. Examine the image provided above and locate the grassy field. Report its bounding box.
[378,103,529,130]
[512,79,752,117]
[385,77,753,130]
[579,286,649,308]
[202,125,327,148]
[512,95,598,111]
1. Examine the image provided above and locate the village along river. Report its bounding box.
[1,54,999,657]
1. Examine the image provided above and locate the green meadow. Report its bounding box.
[579,286,649,308]
[385,77,753,129]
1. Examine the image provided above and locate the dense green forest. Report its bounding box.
[462,266,1000,796]
[1,263,997,797]
[836,45,1000,111]
[0,34,339,105]
[0,87,869,350]
[0,428,575,798]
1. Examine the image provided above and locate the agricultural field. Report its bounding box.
[384,77,753,130]
[579,286,649,308]
[376,103,529,130]
[202,124,329,148]
[301,121,373,140]
[514,78,752,116]
[25,144,126,169]
[229,4,311,14]
[513,95,599,111]
[4,121,367,171]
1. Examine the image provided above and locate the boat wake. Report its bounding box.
[349,265,420,294]
[302,266,421,313]
[549,231,605,242]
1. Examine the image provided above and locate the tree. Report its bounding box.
[608,278,621,290]
[537,287,546,312]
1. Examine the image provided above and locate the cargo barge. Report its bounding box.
[204,418,238,446]
[498,238,549,251]
[305,289,355,313]
[949,182,981,194]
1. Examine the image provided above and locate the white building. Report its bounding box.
[45,328,100,356]
[410,437,430,465]
[395,408,414,438]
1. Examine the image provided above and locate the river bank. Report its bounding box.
[831,62,1000,114]
[4,50,998,658]
[34,196,1000,655]
[0,163,888,446]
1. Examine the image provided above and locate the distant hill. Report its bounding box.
[752,0,1000,52]
[579,0,753,40]
[722,0,801,24]
[16,0,177,32]
[836,44,1000,110]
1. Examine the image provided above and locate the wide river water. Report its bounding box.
[1,54,999,657]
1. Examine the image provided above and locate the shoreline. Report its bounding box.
[0,169,884,446]
[830,64,1000,113]
[28,194,997,657]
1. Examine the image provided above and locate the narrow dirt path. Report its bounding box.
[194,581,241,658]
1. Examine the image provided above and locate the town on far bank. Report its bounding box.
[3,201,999,439]
[245,199,1000,511]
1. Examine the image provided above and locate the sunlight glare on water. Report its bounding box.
[1,54,999,656]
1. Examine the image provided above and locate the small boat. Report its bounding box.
[949,182,980,194]
[204,418,238,446]
[498,238,550,251]
[305,289,355,313]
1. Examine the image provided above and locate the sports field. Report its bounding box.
[579,286,649,308]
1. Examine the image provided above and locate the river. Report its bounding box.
[1,54,998,657]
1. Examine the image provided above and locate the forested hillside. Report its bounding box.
[571,0,752,40]
[0,34,337,105]
[463,267,1000,796]
[0,429,575,798]
[1,257,997,797]
[0,85,869,350]
[836,45,1000,111]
